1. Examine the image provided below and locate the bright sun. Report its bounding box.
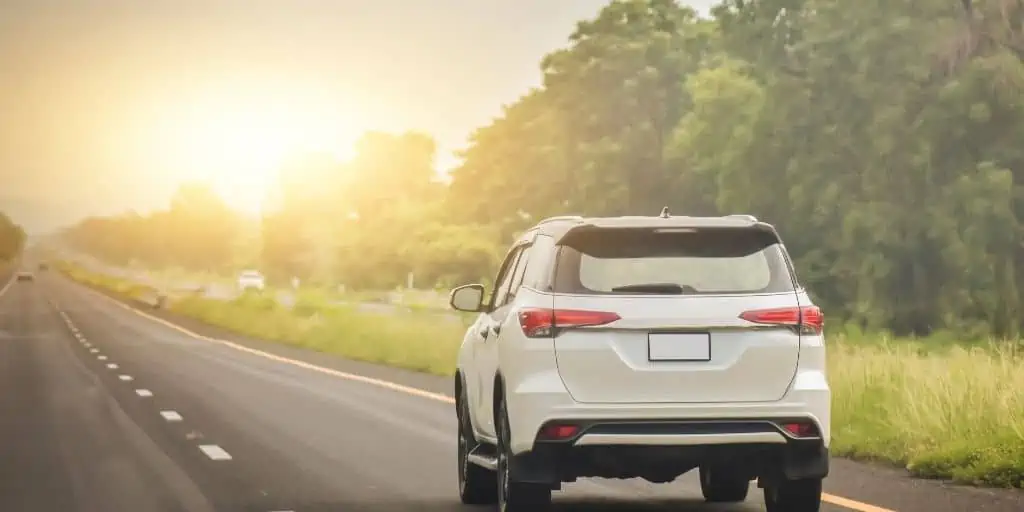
[159,86,364,214]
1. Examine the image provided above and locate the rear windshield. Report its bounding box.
[552,228,795,295]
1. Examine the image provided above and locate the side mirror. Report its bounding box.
[450,283,485,313]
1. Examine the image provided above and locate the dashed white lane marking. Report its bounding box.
[198,445,232,461]
[90,348,99,354]
[160,410,183,422]
[97,355,107,360]
[106,363,119,369]
[135,389,153,397]
[119,375,133,381]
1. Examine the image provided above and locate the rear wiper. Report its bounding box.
[610,283,686,294]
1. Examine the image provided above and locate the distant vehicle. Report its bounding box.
[450,210,829,512]
[38,262,49,271]
[16,271,34,282]
[237,270,266,292]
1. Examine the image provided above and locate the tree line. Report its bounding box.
[63,0,1024,339]
[0,212,25,262]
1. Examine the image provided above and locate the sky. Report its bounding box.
[0,0,715,233]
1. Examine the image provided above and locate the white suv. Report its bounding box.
[449,211,830,512]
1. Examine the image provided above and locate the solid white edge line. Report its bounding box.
[135,389,153,397]
[198,445,232,461]
[90,288,456,404]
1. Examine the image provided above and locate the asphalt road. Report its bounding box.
[1,271,1022,512]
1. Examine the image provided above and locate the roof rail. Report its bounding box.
[726,214,759,222]
[535,215,584,226]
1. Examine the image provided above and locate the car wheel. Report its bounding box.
[699,464,750,502]
[496,396,551,512]
[764,477,822,512]
[457,386,497,504]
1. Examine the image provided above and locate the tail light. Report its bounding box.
[739,306,823,335]
[537,423,581,440]
[781,421,820,438]
[518,308,621,338]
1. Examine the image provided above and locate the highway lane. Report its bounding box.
[0,275,216,512]
[4,271,1024,511]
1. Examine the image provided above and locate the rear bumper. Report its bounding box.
[508,419,829,486]
[504,368,831,455]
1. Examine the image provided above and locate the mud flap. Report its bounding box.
[781,443,829,480]
[510,450,561,488]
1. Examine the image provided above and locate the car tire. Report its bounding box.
[699,465,750,502]
[457,386,497,504]
[496,396,551,512]
[764,477,822,512]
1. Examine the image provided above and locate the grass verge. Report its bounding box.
[57,261,467,376]
[57,261,1024,489]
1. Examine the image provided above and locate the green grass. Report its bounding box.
[56,261,162,301]
[57,261,1024,488]
[829,335,1024,487]
[172,293,466,375]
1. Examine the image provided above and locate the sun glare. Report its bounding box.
[160,87,364,214]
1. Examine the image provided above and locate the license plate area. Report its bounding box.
[647,332,711,362]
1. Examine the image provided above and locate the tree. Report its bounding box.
[0,213,26,261]
[62,0,1024,338]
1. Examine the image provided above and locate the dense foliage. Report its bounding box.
[0,212,26,262]
[63,0,1024,338]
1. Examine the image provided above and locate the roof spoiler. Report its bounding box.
[554,216,779,245]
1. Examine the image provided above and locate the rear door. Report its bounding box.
[550,225,803,404]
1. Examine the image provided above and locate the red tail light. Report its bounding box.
[739,306,823,334]
[537,423,580,440]
[518,308,621,338]
[781,421,819,438]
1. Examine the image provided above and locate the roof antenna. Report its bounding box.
[659,206,670,218]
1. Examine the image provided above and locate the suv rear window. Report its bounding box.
[552,228,795,295]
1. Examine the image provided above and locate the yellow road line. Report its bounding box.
[76,282,895,512]
[823,494,897,512]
